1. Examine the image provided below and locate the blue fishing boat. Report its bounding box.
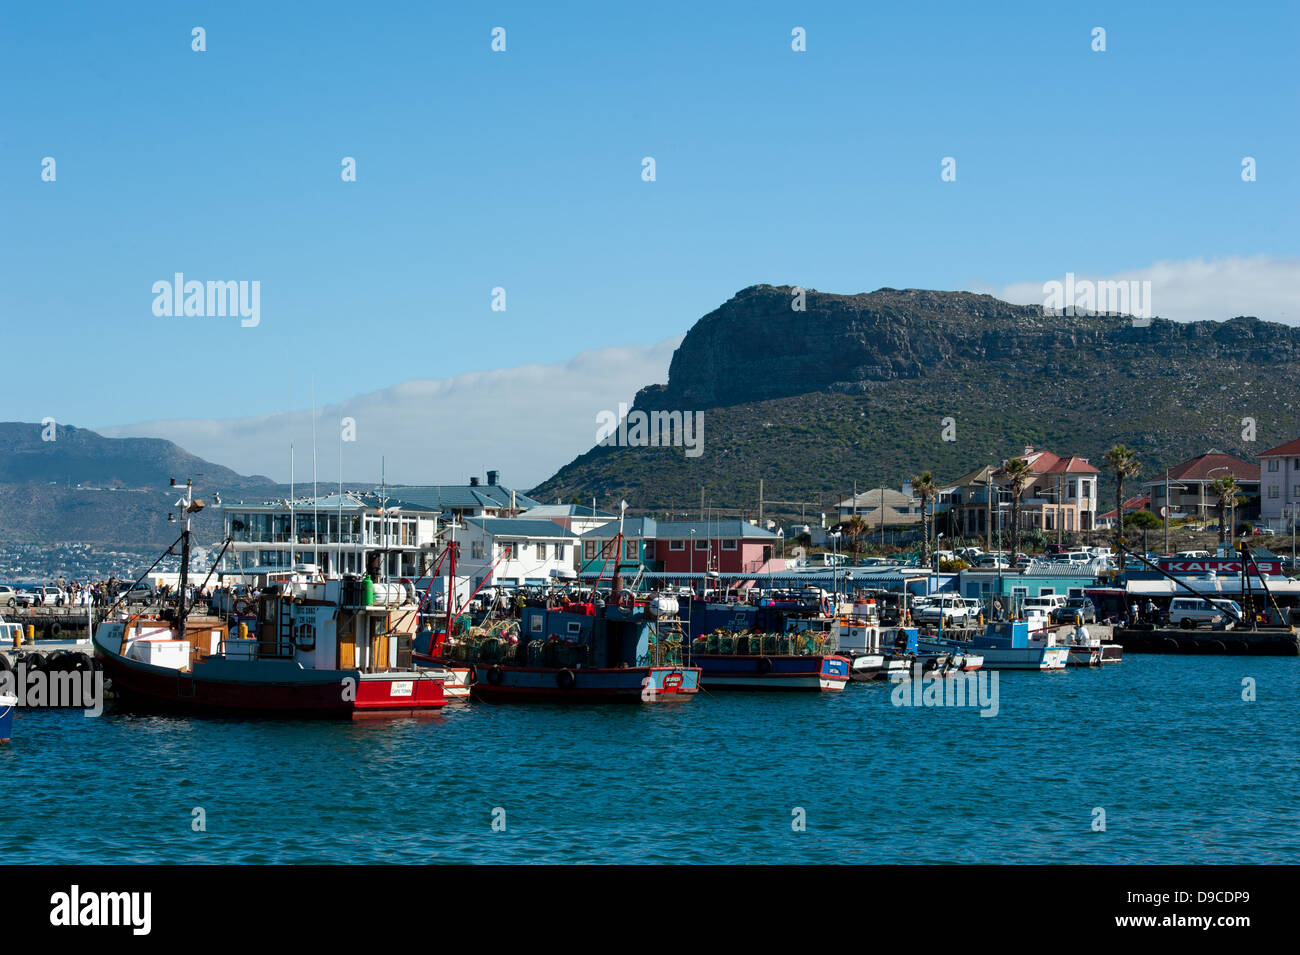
[968,621,1069,670]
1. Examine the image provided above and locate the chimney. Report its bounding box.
[470,476,480,487]
[487,470,499,486]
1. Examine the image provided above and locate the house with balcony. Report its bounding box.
[1258,438,1300,531]
[946,448,1099,541]
[649,520,785,575]
[220,491,440,579]
[1141,451,1259,523]
[456,517,578,592]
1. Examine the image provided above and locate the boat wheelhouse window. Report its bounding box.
[531,616,544,633]
[567,622,582,635]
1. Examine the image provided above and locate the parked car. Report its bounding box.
[0,585,16,608]
[17,585,66,607]
[115,583,156,604]
[1051,597,1097,624]
[1168,597,1244,629]
[1173,550,1213,560]
[1252,527,1276,536]
[914,595,976,627]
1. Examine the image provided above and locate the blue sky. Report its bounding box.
[2,1,1296,480]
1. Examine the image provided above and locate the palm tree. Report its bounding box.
[1211,476,1239,546]
[844,515,868,562]
[1002,458,1032,561]
[1104,445,1141,553]
[912,471,938,568]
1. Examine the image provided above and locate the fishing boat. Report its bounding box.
[92,480,451,716]
[689,623,850,691]
[968,620,1069,671]
[0,690,15,742]
[414,519,700,703]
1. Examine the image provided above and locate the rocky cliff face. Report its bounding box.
[637,285,1300,409]
[532,285,1300,511]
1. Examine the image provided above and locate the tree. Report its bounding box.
[844,515,868,562]
[1123,509,1162,530]
[912,471,938,569]
[1002,458,1032,560]
[1210,476,1239,546]
[1104,445,1141,553]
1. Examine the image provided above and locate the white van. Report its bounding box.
[1168,597,1243,629]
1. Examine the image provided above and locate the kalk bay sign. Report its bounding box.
[1159,559,1283,575]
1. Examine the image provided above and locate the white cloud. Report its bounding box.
[97,338,681,490]
[975,255,1300,324]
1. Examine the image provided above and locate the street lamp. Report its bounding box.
[830,530,842,601]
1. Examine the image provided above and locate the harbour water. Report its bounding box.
[3,656,1296,864]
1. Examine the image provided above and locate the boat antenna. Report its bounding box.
[312,376,319,574]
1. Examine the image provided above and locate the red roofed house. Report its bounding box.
[1140,451,1259,523]
[1258,438,1300,531]
[948,447,1100,538]
[1007,447,1101,533]
[1097,494,1151,530]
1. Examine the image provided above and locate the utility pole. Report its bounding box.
[1057,474,1064,549]
[985,471,993,552]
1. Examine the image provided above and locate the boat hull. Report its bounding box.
[96,648,446,717]
[1066,645,1102,667]
[0,693,14,742]
[976,647,1070,670]
[470,664,700,702]
[692,654,850,691]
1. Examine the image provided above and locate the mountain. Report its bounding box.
[0,422,275,546]
[529,285,1300,514]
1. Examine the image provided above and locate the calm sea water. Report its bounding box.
[3,656,1296,864]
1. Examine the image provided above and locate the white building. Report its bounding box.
[456,518,579,592]
[1259,438,1300,531]
[220,492,440,579]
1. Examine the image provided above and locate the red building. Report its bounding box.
[648,521,786,574]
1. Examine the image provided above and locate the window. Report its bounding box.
[1039,588,1055,596]
[1068,588,1084,598]
[585,541,597,559]
[554,545,566,561]
[1268,460,1280,471]
[531,616,543,634]
[695,539,708,550]
[471,541,484,560]
[567,622,582,635]
[625,540,637,560]
[500,542,517,558]
[669,540,685,551]
[536,542,547,560]
[645,542,655,559]
[1011,587,1028,598]
[722,539,738,551]
[1269,486,1279,499]
[1294,459,1300,470]
[1293,486,1300,499]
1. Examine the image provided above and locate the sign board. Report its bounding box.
[1160,558,1283,576]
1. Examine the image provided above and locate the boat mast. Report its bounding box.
[172,477,202,634]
